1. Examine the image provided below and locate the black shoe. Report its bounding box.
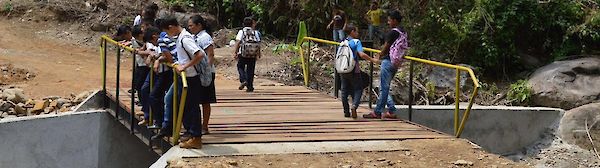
[151,128,171,140]
[344,113,351,118]
[238,82,246,90]
[246,88,254,92]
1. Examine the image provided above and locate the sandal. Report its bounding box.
[383,112,398,119]
[363,112,381,119]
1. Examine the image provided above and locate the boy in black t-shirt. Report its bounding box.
[363,10,405,119]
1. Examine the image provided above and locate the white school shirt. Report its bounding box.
[146,42,171,73]
[175,29,205,77]
[133,15,142,27]
[132,37,146,67]
[235,27,261,54]
[194,30,216,73]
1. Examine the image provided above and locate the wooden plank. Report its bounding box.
[210,124,421,131]
[208,120,410,127]
[209,128,428,134]
[203,131,443,139]
[202,134,450,144]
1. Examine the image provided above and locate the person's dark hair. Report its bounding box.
[190,15,212,36]
[334,4,342,10]
[243,17,254,27]
[116,25,132,36]
[154,19,163,28]
[146,3,159,12]
[142,17,155,26]
[389,10,403,23]
[132,26,143,38]
[143,26,161,43]
[343,23,357,35]
[171,4,186,13]
[143,10,157,21]
[143,3,159,21]
[159,17,179,30]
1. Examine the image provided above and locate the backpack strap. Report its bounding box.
[180,35,200,75]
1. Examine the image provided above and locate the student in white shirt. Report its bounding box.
[159,17,205,149]
[131,26,147,95]
[232,17,261,92]
[188,15,217,135]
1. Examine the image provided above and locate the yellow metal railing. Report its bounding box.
[296,33,480,138]
[100,35,189,145]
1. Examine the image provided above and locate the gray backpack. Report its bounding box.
[241,29,260,58]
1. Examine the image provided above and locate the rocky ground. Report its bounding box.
[0,63,93,119]
[167,139,529,168]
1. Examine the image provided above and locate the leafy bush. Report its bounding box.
[289,56,303,66]
[2,2,12,13]
[507,80,532,105]
[272,43,300,54]
[403,0,599,77]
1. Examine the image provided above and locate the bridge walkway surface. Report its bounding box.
[106,77,449,148]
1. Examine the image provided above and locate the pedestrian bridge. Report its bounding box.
[105,78,450,153]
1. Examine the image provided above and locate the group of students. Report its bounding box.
[112,2,408,149]
[113,4,262,149]
[333,7,409,119]
[328,2,385,43]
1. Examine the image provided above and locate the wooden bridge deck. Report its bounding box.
[108,79,450,145]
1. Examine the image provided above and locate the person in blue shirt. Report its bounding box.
[340,24,379,118]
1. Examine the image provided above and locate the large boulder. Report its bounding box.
[73,90,94,103]
[558,102,600,150]
[425,65,471,90]
[529,57,600,109]
[0,88,27,104]
[157,10,217,30]
[213,28,237,48]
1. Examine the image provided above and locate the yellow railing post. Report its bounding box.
[455,69,460,135]
[149,68,154,126]
[172,71,178,140]
[172,71,188,144]
[299,45,309,86]
[456,86,479,137]
[100,39,106,93]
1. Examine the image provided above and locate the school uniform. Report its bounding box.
[175,29,205,138]
[194,30,217,104]
[236,27,261,91]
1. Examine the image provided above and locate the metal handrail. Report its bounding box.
[297,36,480,138]
[100,35,189,144]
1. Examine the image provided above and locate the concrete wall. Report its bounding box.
[0,111,158,168]
[394,105,563,155]
[98,113,158,168]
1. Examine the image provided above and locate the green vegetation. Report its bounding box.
[2,2,12,13]
[289,56,303,66]
[405,0,599,77]
[425,81,436,100]
[507,80,532,105]
[272,43,300,54]
[166,0,598,78]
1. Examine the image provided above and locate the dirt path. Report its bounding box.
[0,19,132,98]
[169,139,529,168]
